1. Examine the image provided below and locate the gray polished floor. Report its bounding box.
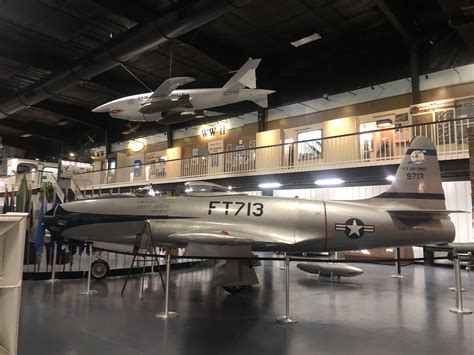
[19,261,474,355]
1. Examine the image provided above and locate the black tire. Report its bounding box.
[91,259,110,280]
[222,285,247,294]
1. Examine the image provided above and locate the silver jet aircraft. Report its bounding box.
[92,58,274,124]
[44,136,456,292]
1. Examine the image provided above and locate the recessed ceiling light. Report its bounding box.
[69,152,75,157]
[258,182,282,189]
[58,121,68,126]
[20,133,32,138]
[314,178,345,186]
[290,33,322,48]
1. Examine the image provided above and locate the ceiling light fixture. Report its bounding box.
[129,140,146,153]
[20,133,32,138]
[386,175,396,182]
[314,178,345,186]
[290,33,322,48]
[258,182,282,189]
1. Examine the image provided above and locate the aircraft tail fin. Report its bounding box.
[374,136,445,208]
[222,58,261,92]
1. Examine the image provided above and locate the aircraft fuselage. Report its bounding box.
[92,88,274,122]
[44,194,455,252]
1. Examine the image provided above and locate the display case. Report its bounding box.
[0,213,28,355]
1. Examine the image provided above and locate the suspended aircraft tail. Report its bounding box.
[222,58,261,92]
[373,136,447,211]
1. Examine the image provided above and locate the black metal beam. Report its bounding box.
[0,36,71,72]
[257,108,267,132]
[167,126,173,148]
[410,43,421,104]
[373,0,415,43]
[34,100,109,130]
[0,118,64,144]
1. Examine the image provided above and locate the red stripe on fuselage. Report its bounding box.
[322,200,328,251]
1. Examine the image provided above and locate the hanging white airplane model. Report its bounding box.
[92,58,274,125]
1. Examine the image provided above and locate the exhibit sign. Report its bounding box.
[200,122,229,139]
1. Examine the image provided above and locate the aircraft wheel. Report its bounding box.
[91,259,110,280]
[222,286,247,294]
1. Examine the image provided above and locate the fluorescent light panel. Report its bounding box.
[386,175,396,182]
[258,182,282,189]
[314,178,345,186]
[290,33,321,47]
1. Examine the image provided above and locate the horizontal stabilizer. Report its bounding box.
[386,209,468,219]
[150,77,195,99]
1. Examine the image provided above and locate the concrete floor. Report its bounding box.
[19,261,474,355]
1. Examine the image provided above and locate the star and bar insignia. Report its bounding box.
[335,218,375,239]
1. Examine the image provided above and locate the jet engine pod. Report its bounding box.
[139,94,192,114]
[158,111,198,125]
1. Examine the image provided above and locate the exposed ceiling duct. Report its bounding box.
[438,0,474,45]
[0,0,250,118]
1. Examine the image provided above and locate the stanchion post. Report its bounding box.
[80,242,97,296]
[279,252,286,270]
[390,247,404,278]
[156,253,177,319]
[449,250,466,292]
[449,254,472,315]
[47,241,59,283]
[276,255,298,324]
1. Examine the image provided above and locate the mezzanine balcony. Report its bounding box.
[72,118,472,193]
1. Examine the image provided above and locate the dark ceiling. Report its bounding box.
[0,0,472,159]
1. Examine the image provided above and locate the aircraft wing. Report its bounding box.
[150,77,195,99]
[168,230,289,245]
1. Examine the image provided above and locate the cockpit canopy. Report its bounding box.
[134,184,159,197]
[184,181,245,196]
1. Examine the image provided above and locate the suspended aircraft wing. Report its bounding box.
[149,76,195,99]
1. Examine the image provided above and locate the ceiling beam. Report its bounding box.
[372,0,415,43]
[0,118,65,144]
[33,100,110,130]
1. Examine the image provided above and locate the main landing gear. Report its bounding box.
[91,259,110,280]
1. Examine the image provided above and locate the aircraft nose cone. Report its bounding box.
[92,103,110,113]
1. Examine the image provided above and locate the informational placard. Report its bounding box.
[59,160,93,178]
[208,140,224,154]
[410,98,455,115]
[208,140,224,168]
[455,96,474,118]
